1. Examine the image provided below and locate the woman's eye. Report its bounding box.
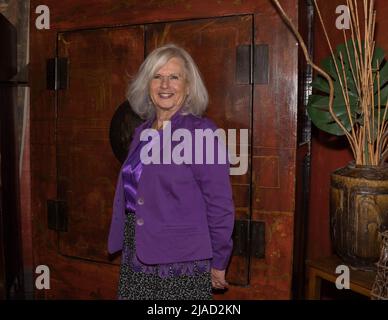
[170,75,179,80]
[153,75,161,80]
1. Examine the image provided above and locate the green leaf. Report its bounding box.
[337,39,360,72]
[378,62,388,88]
[308,39,387,138]
[373,104,388,125]
[374,85,388,106]
[321,56,338,79]
[373,53,387,93]
[307,94,353,136]
[312,76,330,94]
[372,47,385,69]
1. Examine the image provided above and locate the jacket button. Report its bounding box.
[136,218,144,226]
[137,197,144,205]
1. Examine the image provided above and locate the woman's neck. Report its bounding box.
[153,106,181,129]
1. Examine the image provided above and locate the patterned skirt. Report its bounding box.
[117,212,212,300]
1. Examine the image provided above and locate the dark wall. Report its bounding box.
[0,12,23,299]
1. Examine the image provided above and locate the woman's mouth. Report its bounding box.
[158,93,174,99]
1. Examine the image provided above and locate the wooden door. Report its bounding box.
[43,15,258,299]
[56,26,144,264]
[37,26,144,299]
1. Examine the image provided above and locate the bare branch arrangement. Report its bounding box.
[273,0,388,166]
[371,230,388,300]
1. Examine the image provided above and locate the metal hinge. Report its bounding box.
[46,57,68,90]
[47,199,67,232]
[236,44,269,85]
[250,220,265,259]
[232,219,265,259]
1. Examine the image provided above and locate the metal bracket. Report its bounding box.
[250,220,265,259]
[232,220,249,256]
[253,44,269,85]
[232,219,265,259]
[236,44,269,85]
[46,57,68,90]
[47,199,67,232]
[236,45,251,85]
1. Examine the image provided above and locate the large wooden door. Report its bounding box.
[56,26,144,264]
[37,10,298,299]
[30,0,300,301]
[41,15,258,299]
[36,26,145,299]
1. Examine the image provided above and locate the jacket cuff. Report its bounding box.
[211,254,231,270]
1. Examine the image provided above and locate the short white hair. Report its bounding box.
[127,44,209,119]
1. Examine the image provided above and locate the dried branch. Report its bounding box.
[273,0,387,166]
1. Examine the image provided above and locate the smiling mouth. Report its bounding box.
[158,93,174,99]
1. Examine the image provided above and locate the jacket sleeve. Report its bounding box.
[190,118,235,270]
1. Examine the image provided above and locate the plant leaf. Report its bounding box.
[336,39,356,64]
[378,62,388,88]
[307,94,353,136]
[336,40,358,93]
[321,56,338,79]
[308,39,387,139]
[372,47,385,69]
[311,76,330,94]
[374,85,388,107]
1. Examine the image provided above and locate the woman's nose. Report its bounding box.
[160,76,169,88]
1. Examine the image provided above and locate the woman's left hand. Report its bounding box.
[211,268,228,290]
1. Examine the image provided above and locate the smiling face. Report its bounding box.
[149,57,189,114]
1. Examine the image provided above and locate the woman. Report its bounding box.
[108,44,234,300]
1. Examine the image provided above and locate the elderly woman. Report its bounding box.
[108,44,234,300]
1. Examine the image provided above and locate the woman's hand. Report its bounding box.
[211,268,228,290]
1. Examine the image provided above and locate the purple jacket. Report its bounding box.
[107,111,234,270]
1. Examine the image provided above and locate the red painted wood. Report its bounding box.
[56,26,144,263]
[29,0,299,299]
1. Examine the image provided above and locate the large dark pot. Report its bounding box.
[330,163,388,271]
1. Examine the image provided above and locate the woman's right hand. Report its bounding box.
[211,268,228,290]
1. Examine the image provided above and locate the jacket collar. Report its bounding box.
[146,106,186,129]
[127,106,186,157]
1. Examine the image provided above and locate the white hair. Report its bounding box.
[127,44,209,119]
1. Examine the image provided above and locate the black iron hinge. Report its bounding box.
[232,219,265,259]
[46,57,68,90]
[236,44,269,85]
[47,199,67,232]
[250,220,265,259]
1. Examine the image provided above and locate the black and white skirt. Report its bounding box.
[117,212,212,300]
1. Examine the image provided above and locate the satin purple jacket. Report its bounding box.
[107,111,235,270]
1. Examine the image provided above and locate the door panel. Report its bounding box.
[55,14,253,293]
[145,15,253,286]
[57,26,144,263]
